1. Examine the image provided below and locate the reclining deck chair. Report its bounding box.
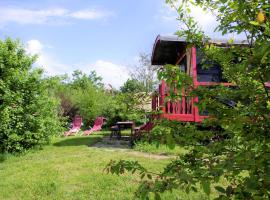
[131,122,154,144]
[83,117,105,135]
[64,115,83,136]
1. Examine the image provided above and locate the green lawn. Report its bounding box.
[0,133,208,200]
[134,141,189,156]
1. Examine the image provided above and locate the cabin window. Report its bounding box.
[196,49,227,82]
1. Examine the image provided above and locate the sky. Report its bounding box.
[0,0,224,88]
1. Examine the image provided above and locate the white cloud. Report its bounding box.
[0,7,113,26]
[157,4,178,22]
[26,39,68,75]
[157,3,245,39]
[189,6,218,34]
[26,40,129,88]
[70,9,112,20]
[157,3,218,34]
[26,39,43,54]
[86,60,130,89]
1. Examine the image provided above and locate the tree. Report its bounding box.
[106,1,270,199]
[119,78,153,125]
[0,38,63,153]
[88,70,104,88]
[50,70,114,128]
[130,53,158,93]
[120,78,146,93]
[117,54,158,125]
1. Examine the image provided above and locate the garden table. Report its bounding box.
[115,121,135,139]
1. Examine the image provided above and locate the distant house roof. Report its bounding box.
[151,35,248,66]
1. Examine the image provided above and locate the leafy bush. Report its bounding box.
[0,38,63,153]
[48,70,115,128]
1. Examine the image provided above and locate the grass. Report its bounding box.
[0,132,208,200]
[134,141,189,156]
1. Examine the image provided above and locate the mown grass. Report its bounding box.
[134,141,189,156]
[0,133,208,200]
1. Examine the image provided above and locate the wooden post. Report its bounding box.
[182,88,185,114]
[159,80,166,113]
[151,93,156,110]
[192,47,200,122]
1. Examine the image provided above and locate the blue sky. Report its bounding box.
[0,0,222,88]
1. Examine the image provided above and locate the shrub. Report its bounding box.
[0,38,63,153]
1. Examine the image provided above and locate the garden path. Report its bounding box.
[92,136,174,160]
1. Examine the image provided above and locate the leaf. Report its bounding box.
[191,186,198,192]
[215,186,226,193]
[246,178,259,190]
[201,180,211,196]
[140,173,145,179]
[228,38,234,44]
[147,174,152,179]
[166,134,175,149]
[249,21,260,26]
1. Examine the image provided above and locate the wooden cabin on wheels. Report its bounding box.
[150,35,248,123]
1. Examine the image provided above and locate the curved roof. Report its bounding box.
[151,35,187,66]
[151,35,248,65]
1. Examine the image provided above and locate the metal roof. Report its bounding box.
[151,35,248,65]
[156,35,187,43]
[155,35,248,45]
[151,35,187,65]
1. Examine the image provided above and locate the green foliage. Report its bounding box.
[0,38,63,153]
[49,70,113,128]
[49,70,150,128]
[107,0,270,199]
[115,53,157,125]
[104,92,148,126]
[49,54,155,128]
[120,78,146,93]
[69,71,109,126]
[116,77,154,125]
[158,64,193,101]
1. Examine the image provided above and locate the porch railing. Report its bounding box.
[152,80,194,115]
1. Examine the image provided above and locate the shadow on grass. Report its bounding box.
[53,136,102,147]
[0,154,6,163]
[92,136,132,150]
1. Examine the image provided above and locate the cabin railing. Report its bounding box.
[152,80,194,116]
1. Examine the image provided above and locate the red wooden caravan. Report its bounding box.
[151,35,248,122]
